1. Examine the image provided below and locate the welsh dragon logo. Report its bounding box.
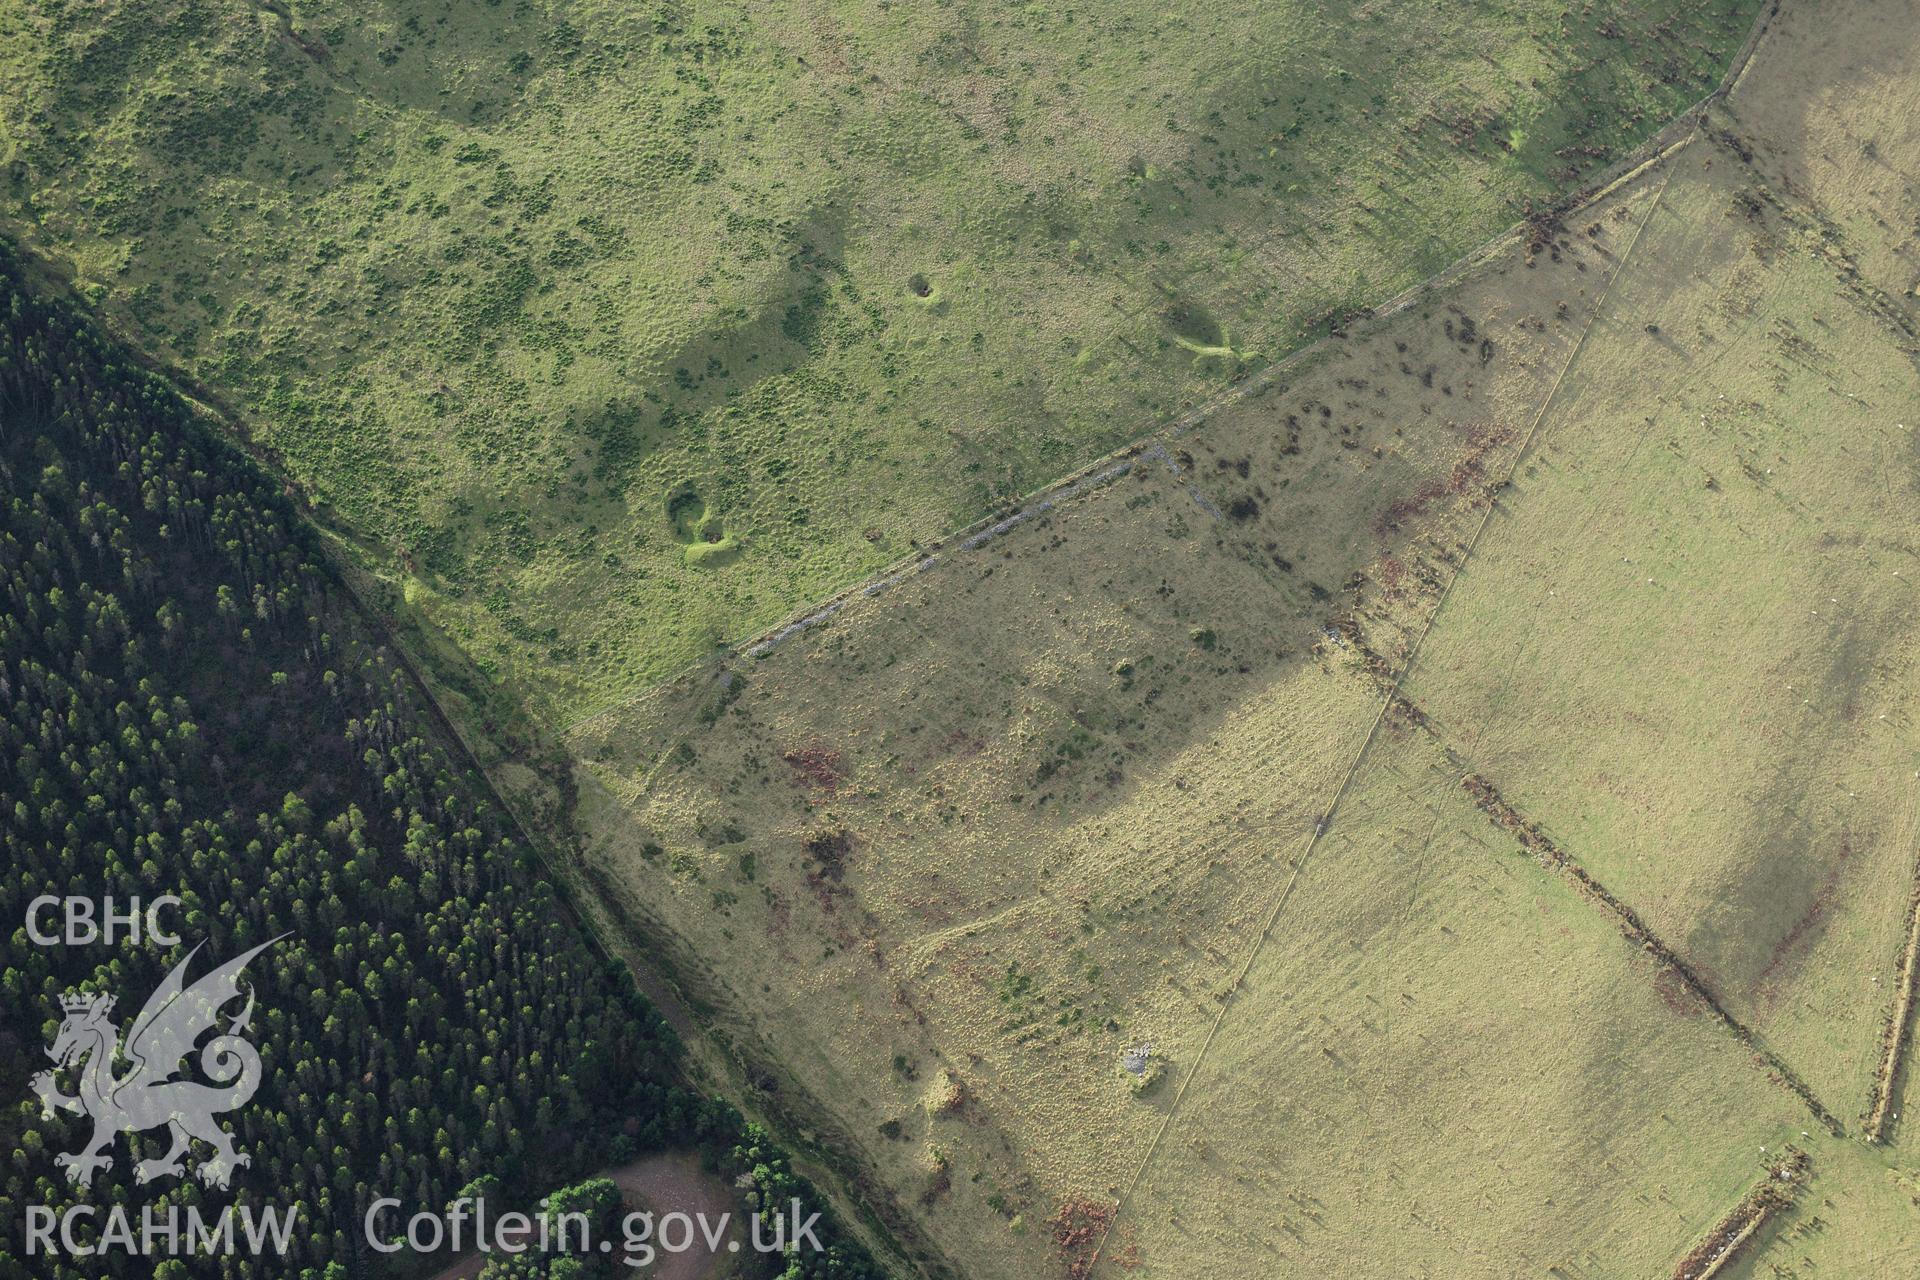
[31,936,282,1190]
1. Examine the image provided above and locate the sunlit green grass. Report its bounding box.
[0,0,1763,722]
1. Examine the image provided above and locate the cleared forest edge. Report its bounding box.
[0,231,923,1280]
[1670,1150,1808,1280]
[429,1153,738,1280]
[568,855,959,1280]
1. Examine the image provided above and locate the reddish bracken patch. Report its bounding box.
[1049,1197,1115,1280]
[805,828,851,879]
[1374,423,1515,536]
[942,728,987,760]
[1654,967,1707,1017]
[782,742,844,792]
[803,828,852,910]
[1376,554,1405,594]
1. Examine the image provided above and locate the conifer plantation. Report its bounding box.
[0,241,878,1280]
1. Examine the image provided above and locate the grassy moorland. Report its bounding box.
[545,168,1755,1275]
[0,0,1763,721]
[14,1,1918,1277]
[522,0,1920,1274]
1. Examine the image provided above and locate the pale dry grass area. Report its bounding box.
[1103,728,1801,1279]
[1397,0,1920,1119]
[1400,152,1920,1116]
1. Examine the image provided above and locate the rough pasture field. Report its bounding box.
[1395,0,1920,1134]
[532,169,1727,1276]
[1398,124,1920,1122]
[1107,728,1802,1278]
[0,0,1762,722]
[506,0,1920,1274]
[1123,0,1920,1269]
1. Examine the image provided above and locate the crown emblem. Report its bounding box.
[59,991,114,1018]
